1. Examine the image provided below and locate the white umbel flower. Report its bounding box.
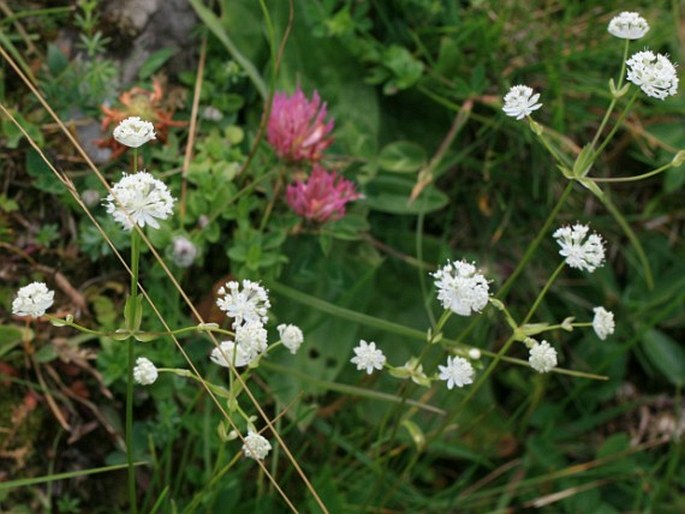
[113,116,156,148]
[626,50,679,100]
[242,431,272,460]
[502,85,542,120]
[133,357,158,385]
[592,307,616,340]
[12,282,54,318]
[608,12,650,40]
[433,259,490,316]
[553,224,606,273]
[171,235,198,268]
[277,323,304,354]
[528,340,558,373]
[235,321,268,358]
[438,355,475,389]
[350,340,386,374]
[210,341,252,368]
[216,280,270,328]
[105,171,175,230]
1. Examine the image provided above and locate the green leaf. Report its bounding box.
[138,48,176,80]
[0,324,30,359]
[46,43,69,76]
[364,175,448,215]
[641,329,685,386]
[572,144,595,178]
[34,343,58,363]
[578,177,605,199]
[123,294,143,332]
[378,141,426,173]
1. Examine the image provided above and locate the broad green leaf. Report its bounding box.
[364,175,448,214]
[641,329,685,386]
[0,324,30,359]
[378,141,426,173]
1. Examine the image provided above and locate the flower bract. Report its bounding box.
[438,356,475,389]
[105,171,175,230]
[12,282,54,318]
[277,323,304,354]
[626,50,679,100]
[528,340,558,373]
[350,340,386,374]
[553,224,606,272]
[242,431,272,460]
[608,12,650,40]
[112,116,156,148]
[133,357,158,385]
[433,260,490,316]
[216,280,270,328]
[592,307,616,340]
[502,85,542,120]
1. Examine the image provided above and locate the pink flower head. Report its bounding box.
[267,88,334,162]
[286,165,362,223]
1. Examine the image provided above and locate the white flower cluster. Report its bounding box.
[433,259,490,316]
[105,171,175,230]
[216,280,271,328]
[350,340,386,374]
[211,321,267,368]
[626,50,679,100]
[608,12,650,40]
[592,307,615,340]
[438,355,475,389]
[211,280,303,369]
[502,85,542,120]
[113,116,156,148]
[553,224,606,273]
[12,282,54,318]
[277,323,304,354]
[528,340,558,373]
[133,357,158,385]
[242,430,272,460]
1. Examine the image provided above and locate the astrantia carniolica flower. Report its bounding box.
[267,88,334,162]
[211,341,252,368]
[350,340,386,374]
[438,356,475,389]
[592,307,615,340]
[112,116,156,148]
[626,50,679,100]
[12,282,54,318]
[502,85,542,120]
[216,280,270,329]
[277,323,304,354]
[553,224,606,273]
[528,340,558,373]
[608,12,650,40]
[286,165,362,223]
[133,357,158,385]
[242,431,272,461]
[433,260,490,316]
[105,171,175,230]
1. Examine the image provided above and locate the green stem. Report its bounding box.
[497,181,573,300]
[592,89,639,159]
[589,162,672,183]
[590,40,630,150]
[523,261,565,324]
[127,229,141,514]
